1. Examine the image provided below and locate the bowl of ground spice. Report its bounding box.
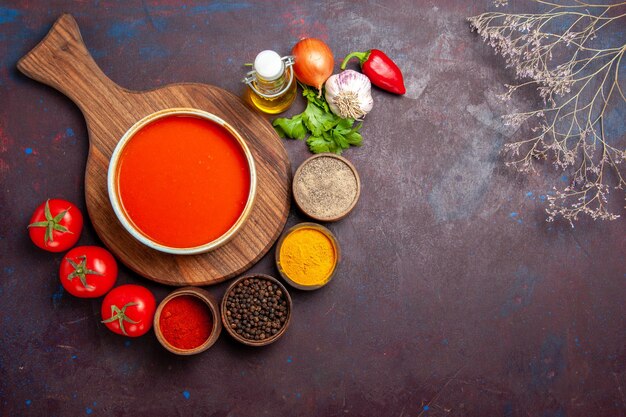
[221,274,291,346]
[293,153,361,222]
[275,222,340,290]
[154,287,221,355]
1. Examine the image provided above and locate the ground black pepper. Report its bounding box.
[294,155,360,220]
[224,277,289,342]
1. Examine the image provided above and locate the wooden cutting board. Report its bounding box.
[17,14,291,286]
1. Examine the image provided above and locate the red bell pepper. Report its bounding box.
[341,49,406,95]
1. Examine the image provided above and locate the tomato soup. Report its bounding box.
[115,115,252,249]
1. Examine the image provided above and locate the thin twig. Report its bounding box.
[469,0,626,224]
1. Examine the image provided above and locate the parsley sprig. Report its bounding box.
[272,86,363,155]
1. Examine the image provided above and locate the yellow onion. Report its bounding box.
[292,38,334,93]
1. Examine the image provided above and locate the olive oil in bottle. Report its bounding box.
[243,50,297,114]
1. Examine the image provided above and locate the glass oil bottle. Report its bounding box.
[243,50,297,114]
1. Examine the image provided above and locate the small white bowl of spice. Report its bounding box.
[292,153,361,222]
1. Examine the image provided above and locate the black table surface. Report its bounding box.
[1,1,624,416]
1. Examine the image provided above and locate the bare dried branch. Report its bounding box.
[469,0,626,225]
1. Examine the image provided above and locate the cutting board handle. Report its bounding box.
[17,14,124,112]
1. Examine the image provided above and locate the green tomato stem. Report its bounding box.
[66,255,101,289]
[101,302,140,336]
[27,199,72,244]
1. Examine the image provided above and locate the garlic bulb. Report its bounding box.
[324,70,373,120]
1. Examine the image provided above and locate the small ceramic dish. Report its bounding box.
[292,153,361,222]
[221,274,292,347]
[107,108,257,255]
[154,287,222,355]
[275,222,340,291]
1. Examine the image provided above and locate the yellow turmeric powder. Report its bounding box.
[278,226,337,287]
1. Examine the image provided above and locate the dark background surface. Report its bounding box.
[1,1,625,416]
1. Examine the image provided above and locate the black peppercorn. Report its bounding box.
[224,276,290,343]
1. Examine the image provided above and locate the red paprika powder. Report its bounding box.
[159,295,213,350]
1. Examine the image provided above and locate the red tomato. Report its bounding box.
[60,246,118,298]
[28,199,83,252]
[101,285,156,337]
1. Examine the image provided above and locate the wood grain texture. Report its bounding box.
[17,14,291,286]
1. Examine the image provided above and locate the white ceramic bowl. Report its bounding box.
[107,108,257,255]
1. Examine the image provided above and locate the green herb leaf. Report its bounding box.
[302,86,330,112]
[272,113,307,140]
[333,131,349,150]
[345,123,363,146]
[302,102,338,137]
[306,135,333,154]
[272,86,365,154]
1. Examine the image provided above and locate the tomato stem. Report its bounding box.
[66,255,102,289]
[101,302,140,336]
[27,199,72,245]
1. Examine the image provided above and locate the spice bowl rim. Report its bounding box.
[220,273,292,347]
[292,153,361,222]
[275,222,341,291]
[153,286,222,355]
[107,107,257,255]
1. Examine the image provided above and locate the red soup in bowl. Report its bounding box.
[108,109,256,254]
